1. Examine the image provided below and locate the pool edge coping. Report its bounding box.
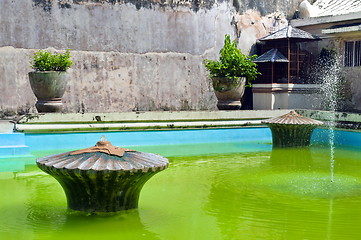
[13,110,291,133]
[11,109,361,133]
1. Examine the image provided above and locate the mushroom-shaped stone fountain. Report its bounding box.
[36,138,169,212]
[262,110,323,148]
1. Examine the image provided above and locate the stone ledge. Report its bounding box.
[15,110,292,133]
[15,110,361,133]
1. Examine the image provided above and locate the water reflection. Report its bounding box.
[0,167,159,240]
[62,209,159,240]
[4,146,361,239]
[206,147,361,239]
[0,170,65,239]
[269,147,313,171]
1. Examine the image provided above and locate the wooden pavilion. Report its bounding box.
[255,25,321,84]
[252,25,323,110]
[253,48,289,84]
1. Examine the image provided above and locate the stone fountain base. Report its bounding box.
[37,140,168,212]
[267,124,318,148]
[263,110,323,148]
[39,165,161,212]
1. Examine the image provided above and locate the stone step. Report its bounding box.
[0,133,26,146]
[0,145,31,157]
[0,133,35,169]
[0,159,26,173]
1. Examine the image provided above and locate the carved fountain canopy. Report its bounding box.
[262,110,323,148]
[37,138,168,172]
[36,137,169,212]
[262,110,323,126]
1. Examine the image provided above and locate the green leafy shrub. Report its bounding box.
[203,34,260,86]
[30,49,73,71]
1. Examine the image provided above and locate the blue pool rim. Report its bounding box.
[0,127,360,173]
[22,127,361,151]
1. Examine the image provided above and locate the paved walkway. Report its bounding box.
[0,120,13,133]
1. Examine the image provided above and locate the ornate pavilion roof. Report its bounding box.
[253,49,289,63]
[259,25,321,42]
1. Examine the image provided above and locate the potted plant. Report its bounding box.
[203,34,260,110]
[28,49,73,112]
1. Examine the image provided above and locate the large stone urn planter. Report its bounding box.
[212,77,246,110]
[28,71,69,113]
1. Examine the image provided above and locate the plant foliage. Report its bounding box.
[30,50,73,71]
[203,34,260,85]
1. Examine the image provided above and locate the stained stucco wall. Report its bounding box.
[0,0,301,116]
[292,16,361,112]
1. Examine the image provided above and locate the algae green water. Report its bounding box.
[2,143,361,240]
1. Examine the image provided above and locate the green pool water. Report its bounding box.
[2,143,361,240]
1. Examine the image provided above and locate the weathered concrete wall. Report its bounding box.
[1,0,299,54]
[1,1,216,54]
[0,0,302,116]
[344,68,361,111]
[0,47,216,114]
[233,0,302,17]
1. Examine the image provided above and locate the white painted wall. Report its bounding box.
[253,84,322,110]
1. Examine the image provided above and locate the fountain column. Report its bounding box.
[263,110,323,148]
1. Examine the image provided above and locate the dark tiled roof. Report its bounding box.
[259,25,321,41]
[315,0,361,17]
[253,48,289,63]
